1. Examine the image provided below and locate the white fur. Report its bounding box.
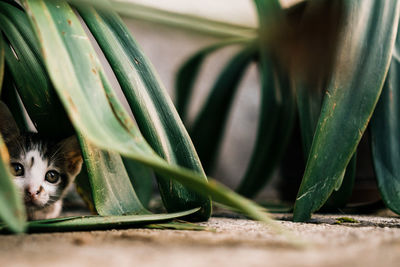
[13,148,62,216]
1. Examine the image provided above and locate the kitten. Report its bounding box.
[0,102,83,220]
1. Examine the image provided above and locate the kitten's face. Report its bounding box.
[0,101,83,219]
[6,134,82,211]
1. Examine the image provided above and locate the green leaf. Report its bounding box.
[0,133,26,232]
[293,1,400,221]
[296,79,356,209]
[0,1,41,55]
[175,38,251,122]
[0,3,72,137]
[296,81,325,157]
[76,5,211,220]
[0,32,4,92]
[323,154,356,209]
[145,220,208,231]
[78,134,148,215]
[371,24,400,214]
[122,157,154,208]
[190,44,257,173]
[13,208,201,233]
[21,0,274,227]
[237,0,294,197]
[74,167,95,212]
[237,59,295,197]
[0,67,30,130]
[109,1,256,38]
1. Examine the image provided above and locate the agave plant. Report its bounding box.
[0,0,281,233]
[176,0,400,221]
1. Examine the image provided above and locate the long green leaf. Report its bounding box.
[0,79,29,130]
[236,0,295,197]
[0,4,72,137]
[0,134,25,232]
[296,81,324,157]
[21,0,275,226]
[371,24,400,214]
[323,154,356,209]
[293,0,400,221]
[175,38,251,122]
[237,60,295,197]
[122,157,154,208]
[296,78,356,209]
[0,65,30,131]
[0,1,41,56]
[190,45,256,173]
[76,5,211,220]
[9,208,200,233]
[78,134,148,215]
[109,1,256,39]
[0,32,4,92]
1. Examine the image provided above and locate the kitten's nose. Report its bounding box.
[26,186,44,199]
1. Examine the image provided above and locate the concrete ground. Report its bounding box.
[1,213,400,267]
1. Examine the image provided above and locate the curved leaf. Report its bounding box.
[0,32,4,92]
[237,0,295,197]
[190,44,257,173]
[294,0,400,221]
[176,38,251,122]
[110,1,256,39]
[296,80,356,209]
[371,23,400,214]
[0,133,25,232]
[237,59,295,197]
[0,67,30,130]
[78,134,148,215]
[14,208,200,233]
[0,5,72,137]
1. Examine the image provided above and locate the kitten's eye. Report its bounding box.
[45,170,60,184]
[10,163,24,176]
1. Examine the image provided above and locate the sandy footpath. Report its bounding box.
[0,214,400,267]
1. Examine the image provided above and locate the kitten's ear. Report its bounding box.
[59,136,83,177]
[0,101,20,141]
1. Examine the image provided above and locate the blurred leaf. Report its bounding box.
[237,60,295,197]
[296,81,324,156]
[109,1,256,38]
[266,1,344,87]
[371,24,400,214]
[176,38,251,122]
[236,0,295,197]
[145,220,208,231]
[294,0,400,221]
[0,32,4,92]
[190,44,257,173]
[0,134,26,232]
